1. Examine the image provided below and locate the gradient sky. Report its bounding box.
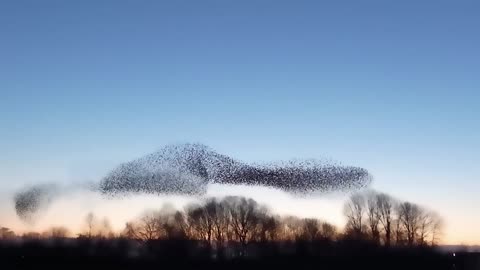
[1,1,479,244]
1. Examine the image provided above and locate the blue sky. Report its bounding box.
[1,1,479,243]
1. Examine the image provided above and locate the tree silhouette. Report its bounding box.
[344,193,366,238]
[397,201,423,246]
[186,203,214,243]
[375,192,395,247]
[124,212,161,241]
[226,196,264,249]
[319,222,337,240]
[85,212,96,238]
[430,213,443,246]
[258,215,280,242]
[0,227,15,239]
[44,226,70,238]
[300,218,320,241]
[366,191,381,243]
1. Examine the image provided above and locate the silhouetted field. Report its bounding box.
[0,237,468,270]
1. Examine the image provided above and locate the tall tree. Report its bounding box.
[258,215,280,242]
[186,204,214,242]
[0,227,15,239]
[366,191,381,243]
[430,213,443,246]
[85,212,96,238]
[376,192,394,246]
[319,222,337,240]
[343,193,366,238]
[301,218,320,241]
[225,196,264,249]
[124,212,162,241]
[397,202,422,246]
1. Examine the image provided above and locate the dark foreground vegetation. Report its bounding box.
[0,237,465,270]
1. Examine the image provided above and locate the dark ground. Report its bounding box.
[0,238,472,270]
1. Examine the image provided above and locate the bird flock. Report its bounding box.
[14,143,372,222]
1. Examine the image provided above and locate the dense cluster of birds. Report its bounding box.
[14,143,372,222]
[99,143,372,195]
[14,183,59,223]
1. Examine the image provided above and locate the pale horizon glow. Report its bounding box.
[0,184,346,237]
[0,183,477,245]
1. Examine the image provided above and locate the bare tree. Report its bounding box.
[343,193,366,238]
[319,222,337,240]
[117,194,441,251]
[44,226,70,238]
[85,212,96,238]
[430,213,443,246]
[0,227,15,239]
[204,198,226,244]
[225,196,264,249]
[22,232,41,239]
[155,209,185,240]
[376,192,394,246]
[397,202,422,246]
[417,210,444,246]
[219,198,236,241]
[393,217,405,246]
[418,211,431,246]
[99,217,114,238]
[186,203,214,242]
[124,212,162,242]
[258,215,280,242]
[171,210,188,239]
[301,218,320,241]
[365,191,381,243]
[279,216,300,240]
[123,222,138,239]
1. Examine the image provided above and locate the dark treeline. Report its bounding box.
[0,190,472,269]
[343,190,443,247]
[119,190,444,249]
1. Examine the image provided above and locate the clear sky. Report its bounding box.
[1,1,479,244]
